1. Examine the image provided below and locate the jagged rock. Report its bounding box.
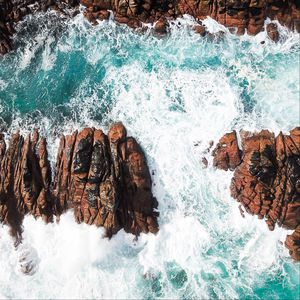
[212,127,300,261]
[1,0,300,55]
[267,22,279,42]
[0,131,54,241]
[285,226,300,261]
[212,131,241,171]
[192,23,207,36]
[111,123,159,235]
[154,17,169,34]
[0,123,159,243]
[0,0,80,55]
[79,0,300,35]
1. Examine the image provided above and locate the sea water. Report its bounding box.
[0,10,299,299]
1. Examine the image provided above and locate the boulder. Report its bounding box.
[0,131,54,241]
[0,123,159,242]
[212,131,241,171]
[154,17,169,34]
[212,127,300,261]
[266,22,279,42]
[192,24,207,36]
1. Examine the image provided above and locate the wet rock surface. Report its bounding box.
[0,130,53,241]
[212,130,242,171]
[0,123,159,243]
[1,0,300,54]
[80,0,300,35]
[0,0,80,55]
[212,127,300,261]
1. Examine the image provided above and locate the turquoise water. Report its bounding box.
[0,11,299,299]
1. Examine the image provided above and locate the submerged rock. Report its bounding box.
[154,18,169,35]
[17,244,39,275]
[212,127,300,261]
[267,22,280,42]
[0,123,159,242]
[192,23,207,36]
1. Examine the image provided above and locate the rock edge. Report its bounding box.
[1,0,300,55]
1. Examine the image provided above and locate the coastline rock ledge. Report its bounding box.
[212,127,300,261]
[0,123,159,243]
[1,0,300,54]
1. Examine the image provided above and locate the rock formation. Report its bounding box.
[80,0,300,36]
[0,123,159,243]
[212,127,300,261]
[212,131,242,171]
[0,0,80,55]
[1,0,300,54]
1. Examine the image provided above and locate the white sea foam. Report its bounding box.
[0,79,8,91]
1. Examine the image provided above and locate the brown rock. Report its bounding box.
[0,131,54,241]
[2,0,300,55]
[108,122,126,143]
[213,127,300,261]
[154,18,168,34]
[53,131,78,213]
[192,24,206,36]
[212,131,241,171]
[266,22,279,42]
[285,226,300,261]
[0,123,159,244]
[118,136,159,235]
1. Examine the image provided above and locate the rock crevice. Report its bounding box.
[1,0,300,54]
[0,123,159,242]
[212,127,300,261]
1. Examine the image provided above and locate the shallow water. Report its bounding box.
[0,11,299,299]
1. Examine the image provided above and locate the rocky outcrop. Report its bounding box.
[1,0,300,54]
[0,0,80,55]
[0,123,159,242]
[0,130,53,241]
[177,0,300,35]
[285,226,300,261]
[212,127,300,261]
[212,131,242,171]
[80,0,300,35]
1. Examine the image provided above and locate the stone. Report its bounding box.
[266,22,279,42]
[0,131,54,241]
[154,17,169,34]
[0,123,159,244]
[192,24,207,36]
[212,131,242,171]
[212,128,300,261]
[285,226,300,261]
[1,0,300,55]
